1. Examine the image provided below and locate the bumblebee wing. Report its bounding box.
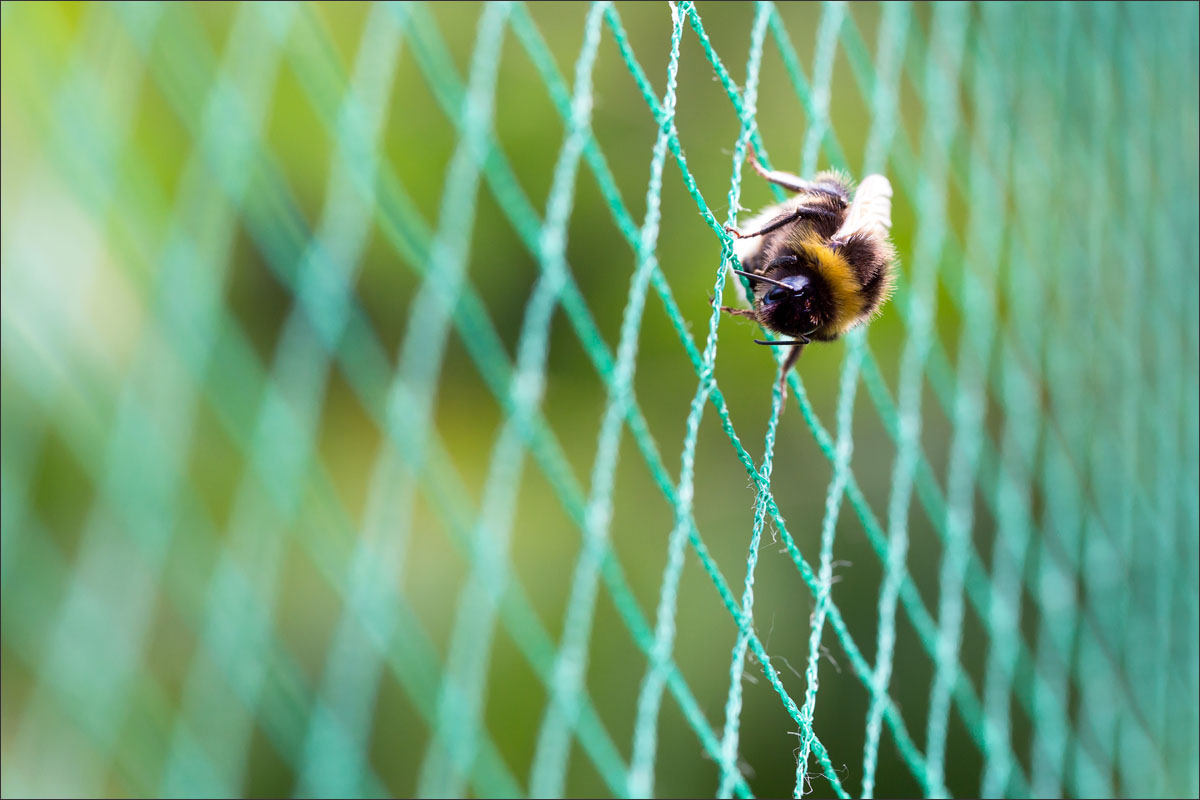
[731,208,773,268]
[728,201,789,306]
[728,238,762,307]
[833,174,893,243]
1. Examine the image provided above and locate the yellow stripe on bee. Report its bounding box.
[786,231,865,333]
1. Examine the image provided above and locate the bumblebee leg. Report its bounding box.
[748,153,809,193]
[747,155,850,206]
[709,294,754,317]
[724,205,837,240]
[777,341,806,403]
[709,291,758,320]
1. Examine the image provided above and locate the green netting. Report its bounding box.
[1,1,1198,797]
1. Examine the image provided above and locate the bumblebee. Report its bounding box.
[719,156,897,397]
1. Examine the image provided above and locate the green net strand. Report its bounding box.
[4,14,159,783]
[627,4,850,796]
[1157,14,1200,786]
[836,3,1173,789]
[3,7,405,795]
[1121,13,1191,793]
[857,4,912,796]
[1067,8,1134,792]
[792,3,850,796]
[148,2,392,792]
[291,4,632,793]
[5,7,173,785]
[680,8,924,780]
[778,12,1023,785]
[797,1,843,182]
[708,8,820,790]
[606,5,858,792]
[715,351,788,797]
[585,4,1166,796]
[1097,9,1150,790]
[916,7,973,798]
[1000,7,1085,792]
[36,4,520,796]
[155,2,403,794]
[1065,7,1128,796]
[1060,7,1171,796]
[639,6,775,799]
[328,3,746,793]
[283,3,542,793]
[596,5,856,792]
[1123,11,1194,793]
[291,6,411,796]
[119,3,504,796]
[401,3,522,797]
[677,4,852,794]
[506,9,758,795]
[843,8,1167,782]
[682,3,1016,792]
[795,326,863,799]
[1096,7,1141,790]
[518,6,816,786]
[183,1,624,796]
[765,11,848,180]
[1016,8,1074,795]
[972,11,1026,800]
[414,0,605,793]
[26,6,340,797]
[519,1,628,795]
[7,5,261,787]
[621,4,689,798]
[964,26,1152,738]
[765,7,1025,790]
[98,4,535,796]
[373,4,751,794]
[2,1,1198,798]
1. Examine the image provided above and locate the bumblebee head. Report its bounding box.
[735,254,830,340]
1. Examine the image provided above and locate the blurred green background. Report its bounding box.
[2,1,1197,797]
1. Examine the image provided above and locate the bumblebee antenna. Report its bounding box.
[732,269,797,292]
[753,336,812,346]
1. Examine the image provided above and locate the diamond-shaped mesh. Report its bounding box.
[2,1,1197,797]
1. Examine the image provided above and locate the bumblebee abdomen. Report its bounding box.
[834,231,897,322]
